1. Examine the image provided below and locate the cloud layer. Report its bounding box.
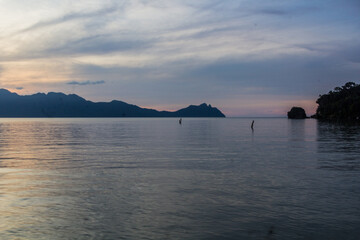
[67,80,105,86]
[0,0,359,116]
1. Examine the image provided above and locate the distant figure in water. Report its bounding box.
[179,118,182,124]
[251,120,254,130]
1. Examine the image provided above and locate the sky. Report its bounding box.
[0,0,359,117]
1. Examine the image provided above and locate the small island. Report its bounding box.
[287,107,307,119]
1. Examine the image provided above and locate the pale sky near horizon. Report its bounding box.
[0,0,359,116]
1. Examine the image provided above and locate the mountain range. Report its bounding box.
[0,89,225,117]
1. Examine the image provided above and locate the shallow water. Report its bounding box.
[0,118,359,239]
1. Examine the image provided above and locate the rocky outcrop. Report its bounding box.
[287,107,307,119]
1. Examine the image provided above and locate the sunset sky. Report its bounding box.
[0,0,359,116]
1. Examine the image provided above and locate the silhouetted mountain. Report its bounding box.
[174,103,225,117]
[0,89,225,117]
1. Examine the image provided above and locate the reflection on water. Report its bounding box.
[0,118,359,240]
[317,122,360,171]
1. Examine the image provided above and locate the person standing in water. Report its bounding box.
[251,120,254,130]
[179,118,182,124]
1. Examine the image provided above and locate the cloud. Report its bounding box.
[19,5,118,34]
[16,87,23,90]
[67,80,105,86]
[259,9,289,16]
[257,6,318,16]
[296,42,360,63]
[46,35,152,56]
[177,53,360,98]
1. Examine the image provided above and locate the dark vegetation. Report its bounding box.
[315,82,360,121]
[0,89,225,117]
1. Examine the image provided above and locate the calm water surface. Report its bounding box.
[0,118,359,239]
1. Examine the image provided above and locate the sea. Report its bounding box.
[0,118,359,240]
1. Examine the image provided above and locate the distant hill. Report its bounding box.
[0,89,225,117]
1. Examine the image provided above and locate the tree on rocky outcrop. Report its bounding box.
[315,82,360,120]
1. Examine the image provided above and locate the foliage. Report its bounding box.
[316,82,360,120]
